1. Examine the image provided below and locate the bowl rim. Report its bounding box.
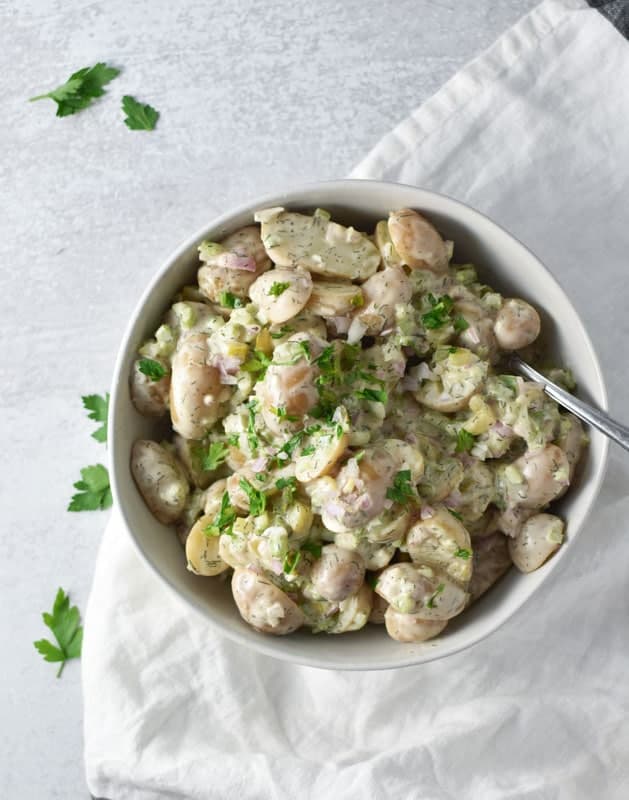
[109,179,610,670]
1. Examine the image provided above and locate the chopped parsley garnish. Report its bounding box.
[33,588,83,678]
[219,291,243,309]
[270,325,294,339]
[283,550,301,574]
[366,573,379,589]
[68,464,112,511]
[201,442,229,472]
[242,350,272,377]
[122,94,159,130]
[268,281,290,297]
[498,375,518,393]
[355,387,388,404]
[246,400,259,451]
[271,425,321,466]
[82,392,109,443]
[30,62,120,117]
[350,293,364,308]
[426,583,445,608]
[301,540,323,559]
[386,469,416,506]
[298,340,311,360]
[447,508,464,521]
[138,358,167,381]
[204,491,236,537]
[455,428,476,453]
[301,445,315,456]
[276,476,297,506]
[239,478,267,516]
[336,424,344,439]
[273,405,299,422]
[454,548,471,559]
[227,434,240,446]
[421,294,454,329]
[453,315,469,333]
[255,472,267,482]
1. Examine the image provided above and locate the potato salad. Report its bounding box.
[130,206,587,643]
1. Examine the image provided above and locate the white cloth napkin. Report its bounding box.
[83,1,629,797]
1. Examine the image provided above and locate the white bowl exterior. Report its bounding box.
[110,181,609,670]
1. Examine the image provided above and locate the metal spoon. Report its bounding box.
[510,354,629,452]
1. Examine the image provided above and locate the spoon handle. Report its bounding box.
[511,355,629,452]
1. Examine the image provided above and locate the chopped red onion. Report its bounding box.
[216,252,257,271]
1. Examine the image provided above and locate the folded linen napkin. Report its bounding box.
[84,2,629,797]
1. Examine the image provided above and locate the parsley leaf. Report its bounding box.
[454,548,471,559]
[239,478,267,516]
[246,400,259,451]
[421,294,454,329]
[355,387,388,404]
[270,325,294,339]
[201,442,229,472]
[283,550,301,574]
[138,358,167,381]
[386,469,416,506]
[447,508,464,521]
[219,291,243,309]
[301,540,323,559]
[227,434,240,446]
[68,464,112,511]
[301,445,315,456]
[453,315,469,333]
[82,393,109,443]
[298,340,311,360]
[204,492,236,537]
[268,281,290,297]
[242,350,272,377]
[122,95,159,130]
[455,429,476,453]
[426,583,445,609]
[30,62,120,117]
[273,405,299,422]
[33,588,83,678]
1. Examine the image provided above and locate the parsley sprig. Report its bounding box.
[33,588,83,678]
[68,464,112,511]
[268,281,290,297]
[455,429,476,453]
[239,478,267,516]
[30,62,120,117]
[122,95,159,130]
[421,294,469,333]
[204,492,237,538]
[82,393,109,443]
[200,442,229,472]
[138,358,167,382]
[386,470,417,506]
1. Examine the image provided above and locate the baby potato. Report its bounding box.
[173,434,215,489]
[295,424,349,483]
[249,267,313,325]
[257,354,318,436]
[374,219,404,269]
[508,513,565,573]
[335,532,397,570]
[131,440,190,524]
[405,507,473,585]
[319,447,398,533]
[468,532,512,603]
[197,225,271,303]
[384,607,447,643]
[376,563,468,621]
[415,348,487,413]
[231,568,304,634]
[508,444,570,509]
[170,334,224,440]
[384,439,425,481]
[329,583,373,633]
[255,207,381,280]
[355,265,412,335]
[130,358,170,416]
[556,414,587,480]
[493,298,541,350]
[306,281,364,317]
[185,514,230,576]
[310,544,366,601]
[204,478,228,516]
[387,208,449,273]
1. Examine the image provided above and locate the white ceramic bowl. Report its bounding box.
[110,180,608,670]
